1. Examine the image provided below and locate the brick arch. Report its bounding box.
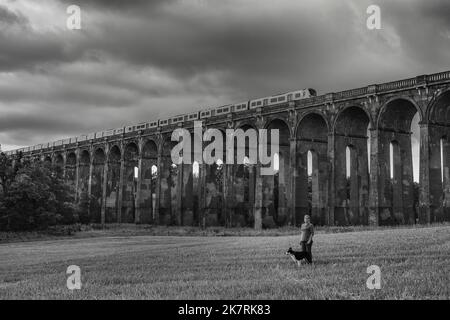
[334,105,371,135]
[377,97,422,131]
[263,116,293,137]
[427,89,450,124]
[107,144,122,161]
[93,147,106,165]
[139,138,159,224]
[91,148,106,223]
[121,141,140,223]
[294,111,329,226]
[105,144,121,223]
[79,149,90,164]
[44,155,52,163]
[333,105,371,226]
[65,152,77,188]
[296,111,329,140]
[423,89,450,222]
[261,117,292,227]
[142,139,158,159]
[54,153,64,166]
[376,97,420,225]
[66,152,77,165]
[235,120,257,131]
[124,141,139,161]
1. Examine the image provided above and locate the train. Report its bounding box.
[4,88,316,155]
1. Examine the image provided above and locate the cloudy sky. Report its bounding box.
[1,0,449,180]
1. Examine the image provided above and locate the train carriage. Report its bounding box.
[232,102,249,112]
[158,119,169,126]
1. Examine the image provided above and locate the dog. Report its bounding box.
[285,247,309,266]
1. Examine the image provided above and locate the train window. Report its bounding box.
[278,96,285,102]
[270,98,277,103]
[287,94,293,101]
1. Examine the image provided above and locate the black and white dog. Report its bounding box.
[285,247,309,266]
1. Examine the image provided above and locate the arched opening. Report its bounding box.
[378,99,420,224]
[44,155,52,164]
[91,148,106,223]
[411,113,420,183]
[307,151,313,177]
[296,113,329,225]
[65,152,77,188]
[189,132,203,226]
[440,138,444,183]
[122,142,139,223]
[344,145,358,225]
[55,154,64,165]
[307,151,313,214]
[427,91,450,222]
[264,119,291,227]
[334,106,370,225]
[192,161,199,178]
[54,154,64,178]
[345,146,351,179]
[140,140,158,224]
[78,150,91,223]
[203,129,226,227]
[106,146,121,223]
[388,141,403,182]
[159,138,179,225]
[273,153,279,173]
[389,141,402,224]
[231,125,257,228]
[367,127,371,173]
[438,136,450,221]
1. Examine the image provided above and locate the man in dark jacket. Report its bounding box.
[300,215,314,263]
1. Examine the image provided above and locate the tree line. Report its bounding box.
[0,152,88,231]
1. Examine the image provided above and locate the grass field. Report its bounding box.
[0,225,449,299]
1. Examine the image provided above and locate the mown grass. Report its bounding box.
[0,224,449,299]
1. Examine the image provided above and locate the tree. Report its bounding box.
[0,156,79,231]
[0,152,21,196]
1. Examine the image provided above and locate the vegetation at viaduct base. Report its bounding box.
[0,152,86,232]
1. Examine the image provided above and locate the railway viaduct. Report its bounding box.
[9,71,450,228]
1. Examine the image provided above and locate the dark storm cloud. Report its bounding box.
[0,0,449,151]
[0,3,27,25]
[0,3,86,71]
[380,0,450,70]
